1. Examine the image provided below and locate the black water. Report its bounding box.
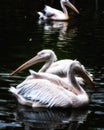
[0,0,104,130]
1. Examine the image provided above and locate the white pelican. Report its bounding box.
[38,0,79,21]
[10,49,90,85]
[9,61,95,108]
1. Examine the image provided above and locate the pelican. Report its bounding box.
[9,61,95,108]
[10,49,90,85]
[38,0,79,21]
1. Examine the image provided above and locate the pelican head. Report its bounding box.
[34,49,57,62]
[69,61,95,90]
[61,0,79,14]
[10,49,57,76]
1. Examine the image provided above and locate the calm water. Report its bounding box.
[0,0,104,130]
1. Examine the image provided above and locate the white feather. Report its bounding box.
[13,77,74,107]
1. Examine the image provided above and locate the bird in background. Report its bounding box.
[38,0,79,21]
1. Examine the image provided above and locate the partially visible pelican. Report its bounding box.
[38,0,79,21]
[10,49,91,85]
[9,61,95,108]
[10,49,92,84]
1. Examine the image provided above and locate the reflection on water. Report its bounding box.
[15,105,89,130]
[37,19,78,59]
[38,20,69,41]
[0,0,104,130]
[39,20,78,48]
[38,20,70,49]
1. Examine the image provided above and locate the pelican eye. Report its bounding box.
[38,52,45,56]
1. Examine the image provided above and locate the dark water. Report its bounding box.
[0,0,104,130]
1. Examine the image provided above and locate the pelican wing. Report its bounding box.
[45,5,63,14]
[44,5,65,18]
[46,59,75,76]
[16,77,73,108]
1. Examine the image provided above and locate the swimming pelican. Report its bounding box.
[9,61,95,108]
[10,49,90,85]
[38,0,79,21]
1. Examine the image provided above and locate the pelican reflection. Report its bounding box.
[38,20,69,41]
[15,105,89,130]
[38,19,78,45]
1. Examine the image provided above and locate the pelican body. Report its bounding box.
[9,61,95,108]
[38,0,79,21]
